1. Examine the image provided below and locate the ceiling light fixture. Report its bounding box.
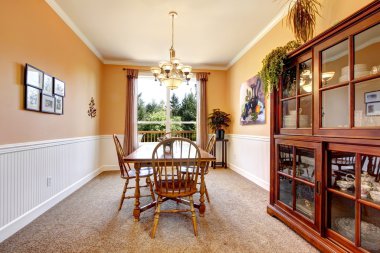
[151,11,192,90]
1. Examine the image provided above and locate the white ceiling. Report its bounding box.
[48,0,289,69]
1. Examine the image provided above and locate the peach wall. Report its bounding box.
[0,0,102,145]
[100,65,228,135]
[226,0,374,136]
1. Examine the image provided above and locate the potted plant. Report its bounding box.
[208,109,231,140]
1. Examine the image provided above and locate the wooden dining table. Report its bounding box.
[124,142,215,221]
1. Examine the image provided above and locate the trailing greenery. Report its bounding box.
[208,109,231,132]
[287,0,321,43]
[258,40,301,95]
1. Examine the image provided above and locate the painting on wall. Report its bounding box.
[240,75,265,125]
[24,63,65,115]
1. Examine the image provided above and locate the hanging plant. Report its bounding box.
[286,0,321,43]
[258,40,300,95]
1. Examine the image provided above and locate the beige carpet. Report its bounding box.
[0,169,317,253]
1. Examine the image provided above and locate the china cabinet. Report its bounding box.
[268,2,380,252]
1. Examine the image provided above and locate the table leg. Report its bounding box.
[199,164,206,217]
[133,163,141,221]
[225,141,228,168]
[222,141,225,167]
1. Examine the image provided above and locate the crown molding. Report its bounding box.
[46,0,291,71]
[226,1,292,70]
[103,59,228,70]
[45,0,104,61]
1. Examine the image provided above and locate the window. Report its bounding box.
[137,75,198,143]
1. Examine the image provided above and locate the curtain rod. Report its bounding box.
[122,68,210,75]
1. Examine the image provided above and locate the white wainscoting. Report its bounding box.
[0,134,270,243]
[0,136,102,242]
[226,134,270,191]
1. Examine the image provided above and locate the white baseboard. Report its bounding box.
[228,162,269,191]
[0,168,102,243]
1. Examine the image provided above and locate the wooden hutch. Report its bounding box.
[268,2,380,252]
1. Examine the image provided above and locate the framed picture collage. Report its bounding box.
[24,64,65,115]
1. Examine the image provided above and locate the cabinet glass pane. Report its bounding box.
[354,24,380,79]
[361,155,380,203]
[282,66,297,98]
[282,99,296,128]
[279,175,293,208]
[322,86,349,128]
[328,192,355,242]
[329,151,356,196]
[296,148,315,182]
[355,78,380,127]
[279,145,293,175]
[296,182,315,220]
[321,40,349,86]
[361,205,380,252]
[299,59,312,95]
[299,96,312,128]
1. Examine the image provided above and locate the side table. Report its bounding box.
[212,139,228,169]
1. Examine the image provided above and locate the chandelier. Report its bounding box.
[150,11,192,90]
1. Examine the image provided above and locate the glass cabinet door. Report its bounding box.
[276,140,321,230]
[326,144,380,250]
[280,53,313,133]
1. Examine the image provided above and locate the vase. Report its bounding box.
[216,129,225,140]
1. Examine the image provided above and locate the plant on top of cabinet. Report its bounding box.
[259,40,300,95]
[286,0,321,43]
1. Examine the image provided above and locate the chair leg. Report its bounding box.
[189,195,198,236]
[146,177,156,201]
[118,179,129,211]
[151,196,162,238]
[204,183,210,203]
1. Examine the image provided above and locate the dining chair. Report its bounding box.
[157,131,180,142]
[180,135,216,203]
[112,134,155,211]
[151,137,201,238]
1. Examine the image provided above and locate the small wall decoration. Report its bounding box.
[25,64,43,89]
[55,95,64,115]
[240,75,265,125]
[366,102,380,116]
[43,73,53,96]
[87,97,97,118]
[54,78,65,97]
[24,63,65,115]
[25,85,41,111]
[365,90,380,103]
[41,95,55,113]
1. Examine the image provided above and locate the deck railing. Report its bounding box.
[138,130,196,142]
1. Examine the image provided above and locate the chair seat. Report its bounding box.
[121,167,154,179]
[155,179,197,197]
[180,166,207,175]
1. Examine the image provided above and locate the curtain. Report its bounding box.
[196,72,209,150]
[123,69,139,155]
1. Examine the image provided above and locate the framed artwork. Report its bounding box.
[25,85,41,111]
[366,102,380,116]
[365,90,380,103]
[43,73,53,96]
[240,75,265,125]
[55,95,64,115]
[41,95,55,113]
[54,78,65,97]
[25,64,43,89]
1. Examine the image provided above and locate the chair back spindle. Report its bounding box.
[113,134,130,178]
[152,137,201,197]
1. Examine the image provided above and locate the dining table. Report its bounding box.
[124,142,216,221]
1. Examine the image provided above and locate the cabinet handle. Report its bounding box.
[316,181,321,195]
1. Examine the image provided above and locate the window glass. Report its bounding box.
[321,40,349,86]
